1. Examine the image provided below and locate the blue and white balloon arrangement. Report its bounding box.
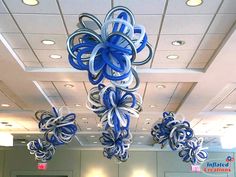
[151,112,208,165]
[67,6,153,162]
[27,107,77,162]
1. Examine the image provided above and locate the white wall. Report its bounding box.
[0,147,235,177]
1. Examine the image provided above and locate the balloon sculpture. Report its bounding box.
[27,107,77,162]
[67,6,153,162]
[151,112,208,165]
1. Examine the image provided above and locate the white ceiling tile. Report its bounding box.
[0,91,20,110]
[200,34,225,50]
[34,49,68,62]
[59,0,111,15]
[161,15,214,34]
[142,82,178,111]
[157,34,203,50]
[0,14,20,33]
[48,96,65,107]
[214,89,236,111]
[0,1,7,13]
[114,0,166,15]
[4,0,59,14]
[13,14,66,34]
[2,33,29,49]
[64,14,105,34]
[152,50,194,68]
[24,61,42,68]
[14,49,39,62]
[25,34,67,50]
[208,14,236,34]
[188,49,215,68]
[165,82,193,111]
[219,0,236,14]
[136,15,162,34]
[167,0,222,14]
[53,82,88,107]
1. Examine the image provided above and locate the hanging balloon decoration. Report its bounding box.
[67,6,153,162]
[151,112,208,165]
[27,107,77,162]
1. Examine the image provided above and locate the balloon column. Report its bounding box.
[151,112,208,165]
[27,107,77,162]
[67,6,153,162]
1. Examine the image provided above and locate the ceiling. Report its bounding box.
[0,0,236,151]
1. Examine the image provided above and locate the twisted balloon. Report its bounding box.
[27,138,55,162]
[87,84,142,135]
[179,138,208,165]
[151,112,208,165]
[100,129,132,162]
[67,6,153,91]
[37,107,77,146]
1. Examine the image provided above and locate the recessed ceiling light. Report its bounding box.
[90,135,95,138]
[87,127,92,130]
[49,54,62,59]
[41,40,55,45]
[0,122,8,124]
[156,84,166,89]
[167,55,179,60]
[224,105,232,109]
[137,142,142,145]
[149,105,155,108]
[21,141,26,144]
[145,118,151,121]
[75,104,81,107]
[186,0,203,7]
[139,135,144,138]
[93,141,97,144]
[26,135,31,138]
[82,117,87,121]
[142,128,147,131]
[171,40,185,46]
[64,84,74,88]
[97,123,102,128]
[22,0,39,6]
[1,103,10,107]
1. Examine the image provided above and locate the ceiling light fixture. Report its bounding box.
[90,135,95,138]
[1,103,10,107]
[22,0,39,6]
[0,122,8,125]
[149,105,155,108]
[82,117,87,121]
[75,104,81,107]
[64,84,74,88]
[21,141,26,144]
[0,132,13,146]
[139,135,144,138]
[137,142,142,145]
[142,128,147,131]
[41,40,55,45]
[186,0,203,7]
[224,105,233,109]
[145,118,151,121]
[156,84,166,89]
[87,127,92,130]
[171,40,185,46]
[167,55,179,60]
[49,54,62,59]
[93,141,97,144]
